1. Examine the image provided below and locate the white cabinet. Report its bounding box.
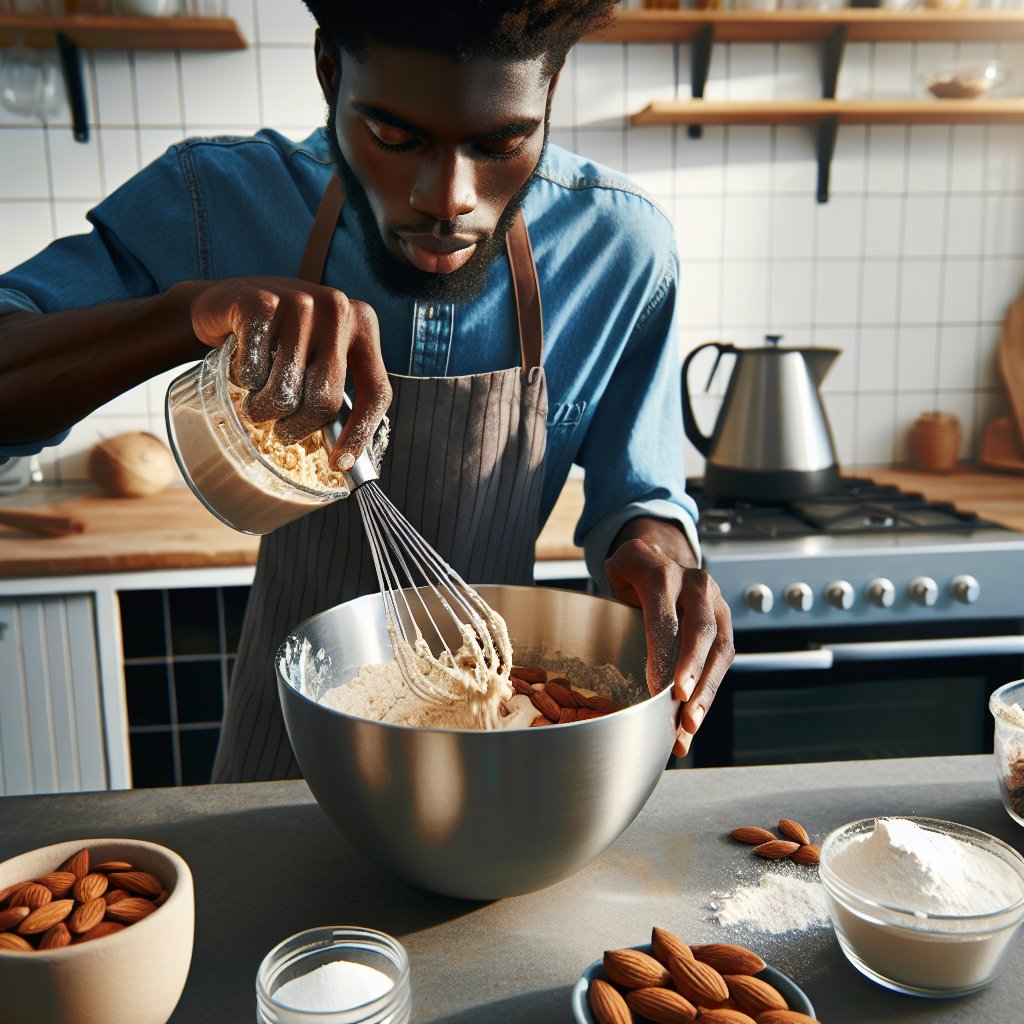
[0,594,110,795]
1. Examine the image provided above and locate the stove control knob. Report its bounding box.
[784,582,813,612]
[866,577,895,608]
[949,574,980,604]
[745,584,774,614]
[825,580,855,610]
[908,576,939,607]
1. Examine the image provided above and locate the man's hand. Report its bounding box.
[188,276,392,469]
[604,516,734,757]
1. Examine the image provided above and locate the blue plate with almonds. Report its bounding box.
[571,939,817,1023]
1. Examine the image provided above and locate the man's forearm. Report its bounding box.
[0,281,206,444]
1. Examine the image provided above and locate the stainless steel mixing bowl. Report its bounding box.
[277,584,678,900]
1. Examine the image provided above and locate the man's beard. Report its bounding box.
[325,105,542,304]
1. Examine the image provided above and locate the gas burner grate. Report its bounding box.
[693,477,994,540]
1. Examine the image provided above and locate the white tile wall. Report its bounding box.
[1,1,1023,482]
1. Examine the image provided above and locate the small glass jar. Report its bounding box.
[165,338,351,535]
[256,927,412,1024]
[990,679,1024,827]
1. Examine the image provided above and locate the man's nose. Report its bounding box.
[409,149,477,222]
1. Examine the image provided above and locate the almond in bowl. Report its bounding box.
[0,838,194,1024]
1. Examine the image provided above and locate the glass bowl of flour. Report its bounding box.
[990,679,1024,827]
[819,816,1024,997]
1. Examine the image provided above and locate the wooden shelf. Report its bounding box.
[587,8,1024,44]
[0,13,246,51]
[633,97,1024,126]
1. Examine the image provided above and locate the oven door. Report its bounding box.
[691,619,1024,767]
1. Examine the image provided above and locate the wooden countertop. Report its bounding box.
[2,464,1022,579]
[0,478,588,579]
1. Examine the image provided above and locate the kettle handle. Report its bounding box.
[681,341,734,457]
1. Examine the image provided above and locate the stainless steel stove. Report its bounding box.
[689,477,1024,768]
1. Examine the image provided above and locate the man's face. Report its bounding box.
[322,42,554,302]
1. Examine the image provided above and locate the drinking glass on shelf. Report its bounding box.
[186,0,224,14]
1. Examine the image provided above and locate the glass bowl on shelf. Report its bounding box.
[920,59,1008,100]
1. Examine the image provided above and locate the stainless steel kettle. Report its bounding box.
[682,335,841,501]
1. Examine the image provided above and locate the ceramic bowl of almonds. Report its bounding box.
[0,838,194,1024]
[573,926,820,1024]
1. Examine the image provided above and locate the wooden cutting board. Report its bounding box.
[999,283,1024,446]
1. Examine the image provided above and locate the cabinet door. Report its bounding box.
[0,596,108,795]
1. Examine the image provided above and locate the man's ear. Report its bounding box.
[547,61,564,103]
[314,29,339,104]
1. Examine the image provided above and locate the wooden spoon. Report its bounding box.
[0,508,86,537]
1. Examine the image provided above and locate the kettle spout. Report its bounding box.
[802,348,841,387]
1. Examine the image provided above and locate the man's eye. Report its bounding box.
[365,121,416,148]
[478,135,528,159]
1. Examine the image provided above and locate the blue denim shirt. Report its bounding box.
[0,129,699,580]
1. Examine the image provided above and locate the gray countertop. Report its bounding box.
[2,755,1021,1022]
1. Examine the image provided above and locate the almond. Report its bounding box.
[73,872,109,903]
[0,906,31,932]
[68,897,107,934]
[153,889,170,908]
[510,677,536,697]
[778,819,810,845]
[17,899,73,935]
[729,826,777,846]
[76,920,126,943]
[753,840,800,860]
[10,883,52,910]
[529,689,561,723]
[625,986,697,1024]
[93,861,134,873]
[603,947,672,989]
[0,881,30,907]
[755,1013,822,1024]
[60,848,90,879]
[108,871,162,899]
[105,897,156,924]
[544,681,578,708]
[0,932,33,952]
[790,844,820,866]
[104,888,129,905]
[529,715,549,727]
[588,978,631,1024]
[691,944,766,976]
[557,707,579,724]
[581,693,621,713]
[725,975,788,1016]
[696,1010,756,1023]
[651,926,693,967]
[668,952,729,1005]
[35,871,76,898]
[572,685,597,698]
[577,708,606,721]
[38,922,72,950]
[510,664,546,685]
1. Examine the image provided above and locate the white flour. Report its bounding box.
[320,650,642,730]
[992,699,1024,730]
[829,817,1023,916]
[273,960,392,1012]
[711,870,830,934]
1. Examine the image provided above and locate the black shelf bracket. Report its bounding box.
[821,25,847,100]
[55,32,89,143]
[688,24,714,140]
[815,114,840,203]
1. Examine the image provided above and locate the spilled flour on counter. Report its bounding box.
[710,868,830,934]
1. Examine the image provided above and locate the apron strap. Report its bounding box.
[297,173,544,370]
[298,173,345,282]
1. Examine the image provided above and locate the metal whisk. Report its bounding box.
[337,411,512,704]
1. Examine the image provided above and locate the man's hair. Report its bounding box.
[302,0,618,76]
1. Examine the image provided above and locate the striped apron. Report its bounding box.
[211,176,548,783]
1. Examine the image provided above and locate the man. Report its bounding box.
[0,0,733,781]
